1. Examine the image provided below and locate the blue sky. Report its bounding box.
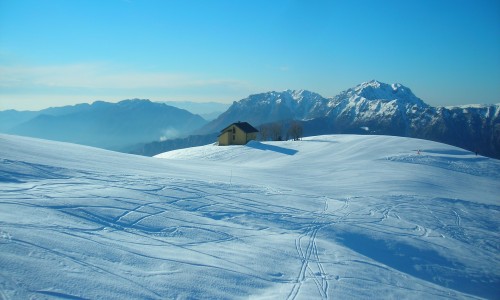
[0,0,499,110]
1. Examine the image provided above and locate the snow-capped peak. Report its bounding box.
[337,80,427,107]
[240,89,325,106]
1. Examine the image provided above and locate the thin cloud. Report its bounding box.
[279,66,290,72]
[0,63,247,90]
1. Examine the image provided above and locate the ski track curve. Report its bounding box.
[2,134,499,299]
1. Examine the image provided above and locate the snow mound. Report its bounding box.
[1,134,499,299]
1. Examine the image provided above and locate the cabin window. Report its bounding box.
[232,128,236,133]
[232,134,235,140]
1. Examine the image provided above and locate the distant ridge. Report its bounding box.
[2,99,207,151]
[196,89,329,134]
[197,80,433,135]
[149,80,500,159]
[2,81,498,158]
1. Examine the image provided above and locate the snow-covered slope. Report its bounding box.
[1,134,499,299]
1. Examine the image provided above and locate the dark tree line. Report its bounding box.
[259,121,303,141]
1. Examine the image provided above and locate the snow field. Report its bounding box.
[1,134,499,299]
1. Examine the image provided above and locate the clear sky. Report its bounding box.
[1,0,499,110]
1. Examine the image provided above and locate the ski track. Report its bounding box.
[1,135,499,299]
[287,197,352,300]
[2,185,498,299]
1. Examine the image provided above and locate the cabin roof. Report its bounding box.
[220,122,259,134]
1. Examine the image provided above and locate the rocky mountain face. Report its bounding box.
[198,81,429,134]
[195,80,500,159]
[3,99,207,151]
[323,81,430,136]
[197,90,330,134]
[322,81,499,158]
[414,105,500,157]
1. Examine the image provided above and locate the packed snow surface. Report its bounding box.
[1,134,499,299]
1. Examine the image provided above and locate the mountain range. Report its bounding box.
[197,89,330,134]
[0,99,207,151]
[138,80,500,159]
[2,80,498,159]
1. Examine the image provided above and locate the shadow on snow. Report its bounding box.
[246,141,298,156]
[334,232,499,299]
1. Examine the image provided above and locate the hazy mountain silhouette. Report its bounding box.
[4,99,207,150]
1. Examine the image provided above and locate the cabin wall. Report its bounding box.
[218,131,230,146]
[218,124,258,146]
[233,126,247,145]
[247,132,257,142]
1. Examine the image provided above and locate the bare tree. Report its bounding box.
[270,123,283,141]
[288,121,303,141]
[259,124,270,141]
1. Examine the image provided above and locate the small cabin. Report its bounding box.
[218,122,259,146]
